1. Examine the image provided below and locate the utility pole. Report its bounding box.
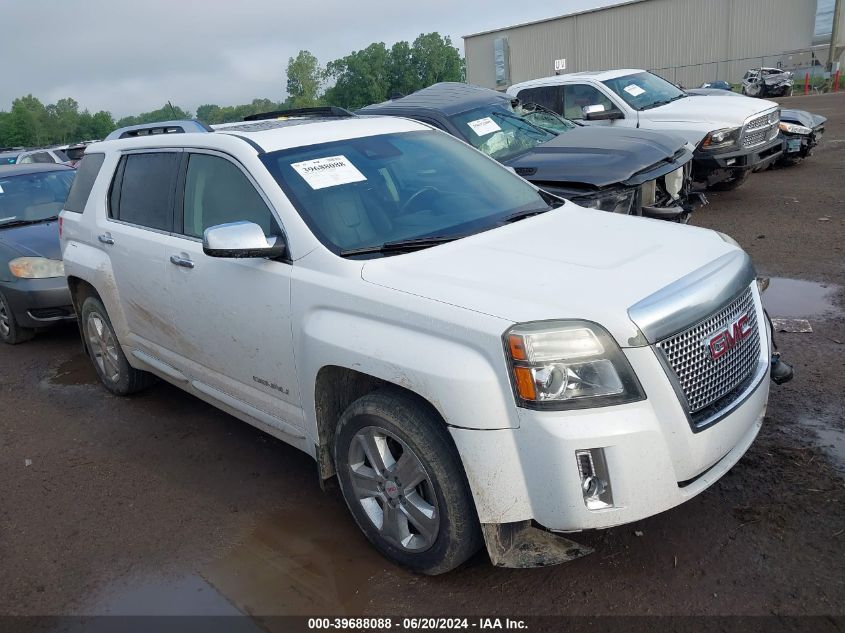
[829,0,843,72]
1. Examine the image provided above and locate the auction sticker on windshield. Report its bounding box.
[291,155,367,190]
[623,84,646,97]
[467,117,502,136]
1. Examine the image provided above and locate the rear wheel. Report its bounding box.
[0,291,35,345]
[334,388,482,575]
[80,296,156,395]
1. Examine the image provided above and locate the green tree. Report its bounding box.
[324,43,390,109]
[386,41,417,98]
[46,97,80,143]
[410,33,464,87]
[286,50,323,108]
[116,103,192,128]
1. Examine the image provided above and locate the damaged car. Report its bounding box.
[742,68,794,98]
[359,82,703,223]
[508,69,783,190]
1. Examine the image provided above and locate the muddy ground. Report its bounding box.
[1,92,843,624]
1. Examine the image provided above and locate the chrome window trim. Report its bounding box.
[627,250,756,344]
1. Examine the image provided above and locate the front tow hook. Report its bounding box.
[770,352,794,385]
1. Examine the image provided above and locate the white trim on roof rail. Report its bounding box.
[104,120,213,141]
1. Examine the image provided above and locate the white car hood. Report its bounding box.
[639,95,778,128]
[361,204,737,347]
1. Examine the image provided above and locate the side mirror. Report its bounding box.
[202,221,286,259]
[582,104,624,121]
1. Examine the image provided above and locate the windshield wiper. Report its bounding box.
[0,216,57,228]
[340,235,461,257]
[642,93,687,110]
[502,208,551,223]
[489,110,550,138]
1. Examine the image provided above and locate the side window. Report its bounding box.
[32,152,56,164]
[110,152,178,231]
[563,84,620,120]
[64,153,106,213]
[182,153,278,239]
[516,86,562,114]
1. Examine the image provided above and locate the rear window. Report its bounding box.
[109,152,178,231]
[64,153,105,213]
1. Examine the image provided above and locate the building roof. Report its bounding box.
[359,82,509,117]
[463,0,649,38]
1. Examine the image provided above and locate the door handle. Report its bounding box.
[97,233,114,245]
[170,255,195,269]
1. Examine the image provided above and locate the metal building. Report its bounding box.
[464,0,821,90]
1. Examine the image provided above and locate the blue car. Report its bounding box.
[699,81,733,91]
[0,164,76,343]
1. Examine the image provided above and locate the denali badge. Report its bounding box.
[706,314,752,360]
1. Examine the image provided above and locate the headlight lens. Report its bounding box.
[8,257,65,279]
[700,127,741,151]
[504,320,645,410]
[779,122,811,135]
[575,188,636,215]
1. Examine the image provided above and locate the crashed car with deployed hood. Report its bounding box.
[508,69,783,190]
[742,68,793,98]
[359,82,703,222]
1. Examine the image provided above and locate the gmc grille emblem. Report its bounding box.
[705,314,752,360]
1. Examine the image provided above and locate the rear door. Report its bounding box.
[163,150,303,436]
[101,149,182,353]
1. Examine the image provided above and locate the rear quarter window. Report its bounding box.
[64,153,105,213]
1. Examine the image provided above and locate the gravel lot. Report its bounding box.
[1,92,843,623]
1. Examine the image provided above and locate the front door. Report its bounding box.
[563,83,629,127]
[164,151,303,435]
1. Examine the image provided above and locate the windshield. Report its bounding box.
[0,169,75,226]
[261,130,550,257]
[448,104,556,161]
[513,103,577,134]
[602,71,686,111]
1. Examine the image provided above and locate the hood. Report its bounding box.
[639,94,778,128]
[0,221,62,260]
[763,72,792,85]
[780,108,826,130]
[503,127,687,188]
[361,203,736,347]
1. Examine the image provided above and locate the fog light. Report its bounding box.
[575,449,614,510]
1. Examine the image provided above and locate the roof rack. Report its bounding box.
[243,106,355,122]
[105,119,213,141]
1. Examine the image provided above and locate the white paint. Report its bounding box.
[554,58,566,71]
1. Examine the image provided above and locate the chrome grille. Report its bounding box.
[741,110,779,148]
[656,288,761,417]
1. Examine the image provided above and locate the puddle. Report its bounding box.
[761,277,839,318]
[50,354,97,386]
[201,497,404,616]
[799,415,845,476]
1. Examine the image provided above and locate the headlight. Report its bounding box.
[575,188,636,215]
[504,320,645,410]
[8,257,65,279]
[700,127,741,151]
[779,122,811,135]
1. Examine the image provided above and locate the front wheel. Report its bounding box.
[709,170,750,191]
[0,291,35,345]
[334,388,482,575]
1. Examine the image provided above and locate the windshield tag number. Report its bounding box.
[467,117,502,137]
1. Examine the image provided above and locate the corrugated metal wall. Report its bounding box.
[465,0,818,89]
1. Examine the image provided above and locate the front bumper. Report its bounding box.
[780,128,824,159]
[0,277,74,328]
[450,323,771,532]
[692,137,782,184]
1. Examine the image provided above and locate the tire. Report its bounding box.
[0,291,35,345]
[334,387,482,575]
[80,296,156,395]
[709,170,750,191]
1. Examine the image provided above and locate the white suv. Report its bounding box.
[60,109,772,574]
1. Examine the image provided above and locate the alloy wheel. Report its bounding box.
[347,425,440,552]
[86,312,120,383]
[0,298,10,338]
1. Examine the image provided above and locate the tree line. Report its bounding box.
[0,33,463,148]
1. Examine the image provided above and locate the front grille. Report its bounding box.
[741,110,779,148]
[656,288,761,422]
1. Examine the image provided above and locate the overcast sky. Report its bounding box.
[1,0,619,117]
